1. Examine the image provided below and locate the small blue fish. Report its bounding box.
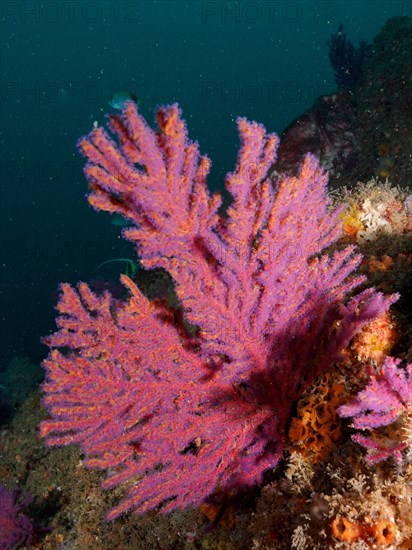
[109,91,141,110]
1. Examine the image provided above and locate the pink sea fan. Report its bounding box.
[0,486,33,550]
[40,102,397,519]
[338,356,412,463]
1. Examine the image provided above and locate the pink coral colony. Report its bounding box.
[40,102,397,519]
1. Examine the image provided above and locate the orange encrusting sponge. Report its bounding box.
[288,373,346,463]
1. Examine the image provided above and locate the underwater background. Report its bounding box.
[1,2,412,549]
[0,0,408,368]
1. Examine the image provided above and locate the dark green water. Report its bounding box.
[0,0,407,365]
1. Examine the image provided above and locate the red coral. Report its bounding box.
[40,103,397,519]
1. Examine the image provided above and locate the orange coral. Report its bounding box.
[331,514,397,546]
[366,254,394,272]
[370,519,396,545]
[199,503,220,521]
[340,206,365,241]
[349,310,400,364]
[288,373,346,463]
[331,516,361,541]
